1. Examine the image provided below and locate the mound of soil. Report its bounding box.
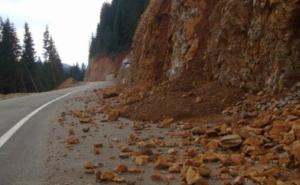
[122,82,244,121]
[98,81,244,122]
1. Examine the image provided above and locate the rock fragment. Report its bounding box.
[220,134,242,149]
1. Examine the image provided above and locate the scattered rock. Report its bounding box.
[82,127,90,133]
[192,127,205,136]
[114,164,128,174]
[79,117,92,124]
[138,146,153,156]
[167,148,177,155]
[66,136,79,145]
[195,96,203,103]
[151,171,163,182]
[128,167,143,174]
[102,87,119,99]
[185,167,201,185]
[159,117,174,128]
[94,143,103,148]
[269,121,291,140]
[154,158,170,169]
[290,140,300,163]
[251,115,272,128]
[233,176,244,185]
[84,161,95,169]
[220,134,242,149]
[198,165,211,177]
[169,163,181,173]
[133,155,149,165]
[85,169,95,174]
[94,148,100,155]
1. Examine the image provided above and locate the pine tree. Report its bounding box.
[43,26,50,62]
[69,63,81,81]
[42,27,64,89]
[20,23,38,92]
[81,63,86,80]
[0,17,3,42]
[89,0,149,59]
[0,19,21,93]
[48,37,64,87]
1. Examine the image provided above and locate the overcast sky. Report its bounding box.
[0,0,110,65]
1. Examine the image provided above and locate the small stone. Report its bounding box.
[112,176,125,183]
[99,171,115,182]
[195,96,203,103]
[94,148,100,155]
[66,136,79,145]
[68,128,75,135]
[220,134,242,149]
[251,115,272,128]
[168,163,181,173]
[94,143,103,148]
[154,158,170,169]
[79,117,92,124]
[84,161,94,169]
[198,165,210,177]
[233,176,244,185]
[290,140,300,163]
[186,167,200,185]
[82,127,90,133]
[102,87,119,99]
[167,148,177,155]
[269,121,291,140]
[128,167,143,174]
[114,164,128,174]
[85,169,95,174]
[192,127,205,136]
[139,146,153,156]
[151,171,163,181]
[133,155,149,165]
[119,153,130,159]
[159,118,174,128]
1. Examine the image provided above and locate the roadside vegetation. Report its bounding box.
[0,18,86,94]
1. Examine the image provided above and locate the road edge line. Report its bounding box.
[0,92,73,149]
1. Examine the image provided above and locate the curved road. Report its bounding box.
[0,82,110,185]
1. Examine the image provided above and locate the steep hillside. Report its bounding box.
[84,54,125,81]
[86,1,300,184]
[129,0,300,93]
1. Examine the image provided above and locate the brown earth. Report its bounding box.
[121,81,244,122]
[53,84,300,185]
[84,53,127,82]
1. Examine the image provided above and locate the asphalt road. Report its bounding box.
[0,82,111,185]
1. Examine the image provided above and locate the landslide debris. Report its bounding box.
[68,84,300,185]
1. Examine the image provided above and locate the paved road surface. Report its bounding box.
[0,82,111,185]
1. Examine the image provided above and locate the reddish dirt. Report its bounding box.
[85,53,127,82]
[99,81,244,122]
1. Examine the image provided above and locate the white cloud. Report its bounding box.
[0,0,109,65]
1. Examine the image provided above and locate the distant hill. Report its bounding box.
[62,63,71,73]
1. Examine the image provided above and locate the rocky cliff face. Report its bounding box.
[129,0,300,93]
[84,54,126,81]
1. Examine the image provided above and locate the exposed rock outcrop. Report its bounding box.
[85,54,126,82]
[129,0,300,92]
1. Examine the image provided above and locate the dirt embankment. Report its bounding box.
[84,53,127,82]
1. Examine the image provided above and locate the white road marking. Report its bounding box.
[0,92,74,149]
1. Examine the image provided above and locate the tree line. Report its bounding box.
[89,0,149,59]
[0,18,86,94]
